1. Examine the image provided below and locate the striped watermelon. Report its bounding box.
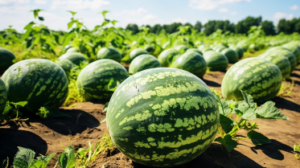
[57,59,76,77]
[0,48,15,73]
[231,46,244,59]
[185,48,202,55]
[266,47,296,72]
[203,51,228,71]
[144,44,156,55]
[97,47,122,62]
[106,68,219,167]
[174,45,189,53]
[0,78,7,113]
[130,48,148,61]
[158,49,180,67]
[222,48,238,63]
[170,52,207,78]
[1,59,68,113]
[58,52,88,65]
[282,45,300,63]
[77,59,129,101]
[129,55,162,74]
[259,53,291,79]
[222,58,282,103]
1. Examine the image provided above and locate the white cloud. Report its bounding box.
[290,5,299,10]
[189,0,251,11]
[35,0,47,4]
[231,11,237,15]
[123,8,147,15]
[0,0,29,4]
[51,0,110,10]
[273,12,294,21]
[219,8,228,12]
[287,14,294,20]
[143,14,157,20]
[172,17,187,24]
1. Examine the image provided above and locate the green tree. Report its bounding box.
[125,24,139,34]
[194,21,202,32]
[235,16,262,34]
[261,20,275,35]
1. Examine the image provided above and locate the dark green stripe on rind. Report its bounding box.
[106,68,219,167]
[2,59,69,113]
[97,47,122,62]
[158,49,180,67]
[203,51,228,71]
[0,48,15,73]
[58,52,88,65]
[266,47,297,72]
[170,52,207,78]
[129,55,162,74]
[0,79,7,113]
[77,59,129,100]
[129,48,149,61]
[222,48,239,63]
[222,58,282,103]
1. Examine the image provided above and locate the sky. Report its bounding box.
[0,0,299,32]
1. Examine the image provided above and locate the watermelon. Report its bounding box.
[66,47,79,53]
[130,48,149,61]
[222,57,282,103]
[282,45,300,63]
[64,45,73,52]
[97,47,122,62]
[77,59,129,101]
[203,51,228,71]
[231,46,244,59]
[213,44,227,52]
[222,48,239,63]
[170,52,207,78]
[1,59,68,113]
[162,41,171,49]
[58,52,88,65]
[174,45,189,53]
[185,48,202,55]
[266,47,297,72]
[106,68,219,167]
[57,59,76,76]
[158,49,180,67]
[249,44,258,53]
[198,45,212,53]
[0,48,15,73]
[259,53,291,79]
[129,55,162,74]
[144,44,156,54]
[0,78,7,113]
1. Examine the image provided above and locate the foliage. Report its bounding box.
[294,144,300,160]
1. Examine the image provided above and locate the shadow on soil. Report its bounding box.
[273,97,300,113]
[250,139,293,160]
[0,129,47,166]
[28,109,100,135]
[203,79,221,87]
[132,143,263,168]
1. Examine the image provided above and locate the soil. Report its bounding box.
[1,66,300,168]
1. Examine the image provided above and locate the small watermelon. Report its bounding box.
[144,44,156,54]
[66,47,80,53]
[129,55,161,74]
[0,48,15,73]
[231,46,244,59]
[57,59,76,76]
[259,53,291,79]
[2,59,69,113]
[185,48,203,55]
[0,78,7,113]
[266,47,297,72]
[174,45,189,53]
[222,48,239,63]
[222,57,282,103]
[106,68,219,167]
[158,49,180,67]
[282,45,300,63]
[129,48,148,61]
[203,51,228,71]
[77,59,129,101]
[58,52,88,66]
[171,52,207,78]
[97,47,122,62]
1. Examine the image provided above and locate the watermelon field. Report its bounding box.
[1,10,300,168]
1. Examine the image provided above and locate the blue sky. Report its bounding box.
[0,0,299,31]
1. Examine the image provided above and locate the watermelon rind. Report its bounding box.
[158,49,180,67]
[0,48,16,73]
[129,54,162,74]
[0,78,7,113]
[58,52,88,65]
[129,48,149,61]
[203,51,228,71]
[97,47,122,62]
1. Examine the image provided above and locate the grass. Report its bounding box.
[277,79,295,97]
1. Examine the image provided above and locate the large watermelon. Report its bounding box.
[170,52,207,78]
[106,68,219,167]
[203,51,228,71]
[158,49,180,67]
[77,59,129,101]
[129,48,148,61]
[129,55,161,74]
[222,58,282,103]
[97,47,122,62]
[259,53,291,79]
[0,48,15,73]
[58,52,88,66]
[2,59,68,113]
[266,47,297,72]
[0,78,7,113]
[222,48,238,63]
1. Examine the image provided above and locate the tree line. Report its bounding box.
[125,16,300,35]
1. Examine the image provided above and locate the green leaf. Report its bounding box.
[2,101,12,115]
[13,147,35,168]
[30,9,43,19]
[215,134,238,152]
[219,99,235,116]
[247,130,271,145]
[220,114,235,133]
[255,101,288,120]
[30,153,56,168]
[38,16,44,21]
[11,101,28,108]
[107,78,120,91]
[101,10,109,18]
[234,101,250,117]
[24,21,36,30]
[68,11,77,16]
[240,90,256,108]
[241,108,256,120]
[111,20,118,25]
[67,21,74,30]
[58,146,76,168]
